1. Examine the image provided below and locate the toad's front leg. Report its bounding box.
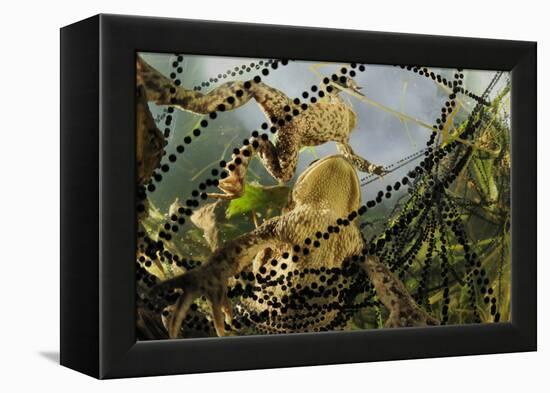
[208,132,300,199]
[151,218,281,337]
[337,142,386,176]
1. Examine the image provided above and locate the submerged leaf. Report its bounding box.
[226,182,290,219]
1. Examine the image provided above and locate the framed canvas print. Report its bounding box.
[60,14,537,379]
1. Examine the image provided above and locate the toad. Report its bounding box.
[137,56,385,199]
[152,155,437,338]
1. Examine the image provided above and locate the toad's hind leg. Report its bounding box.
[256,131,300,183]
[137,56,292,118]
[208,132,300,199]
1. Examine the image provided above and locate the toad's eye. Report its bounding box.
[308,159,319,167]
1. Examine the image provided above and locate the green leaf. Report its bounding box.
[226,182,290,219]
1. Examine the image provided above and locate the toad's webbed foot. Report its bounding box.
[367,163,387,177]
[150,218,280,337]
[150,260,233,337]
[207,154,250,200]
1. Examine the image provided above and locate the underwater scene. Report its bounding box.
[136,52,511,340]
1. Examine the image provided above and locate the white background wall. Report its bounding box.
[0,0,545,391]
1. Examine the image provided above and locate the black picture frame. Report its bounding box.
[60,14,537,379]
